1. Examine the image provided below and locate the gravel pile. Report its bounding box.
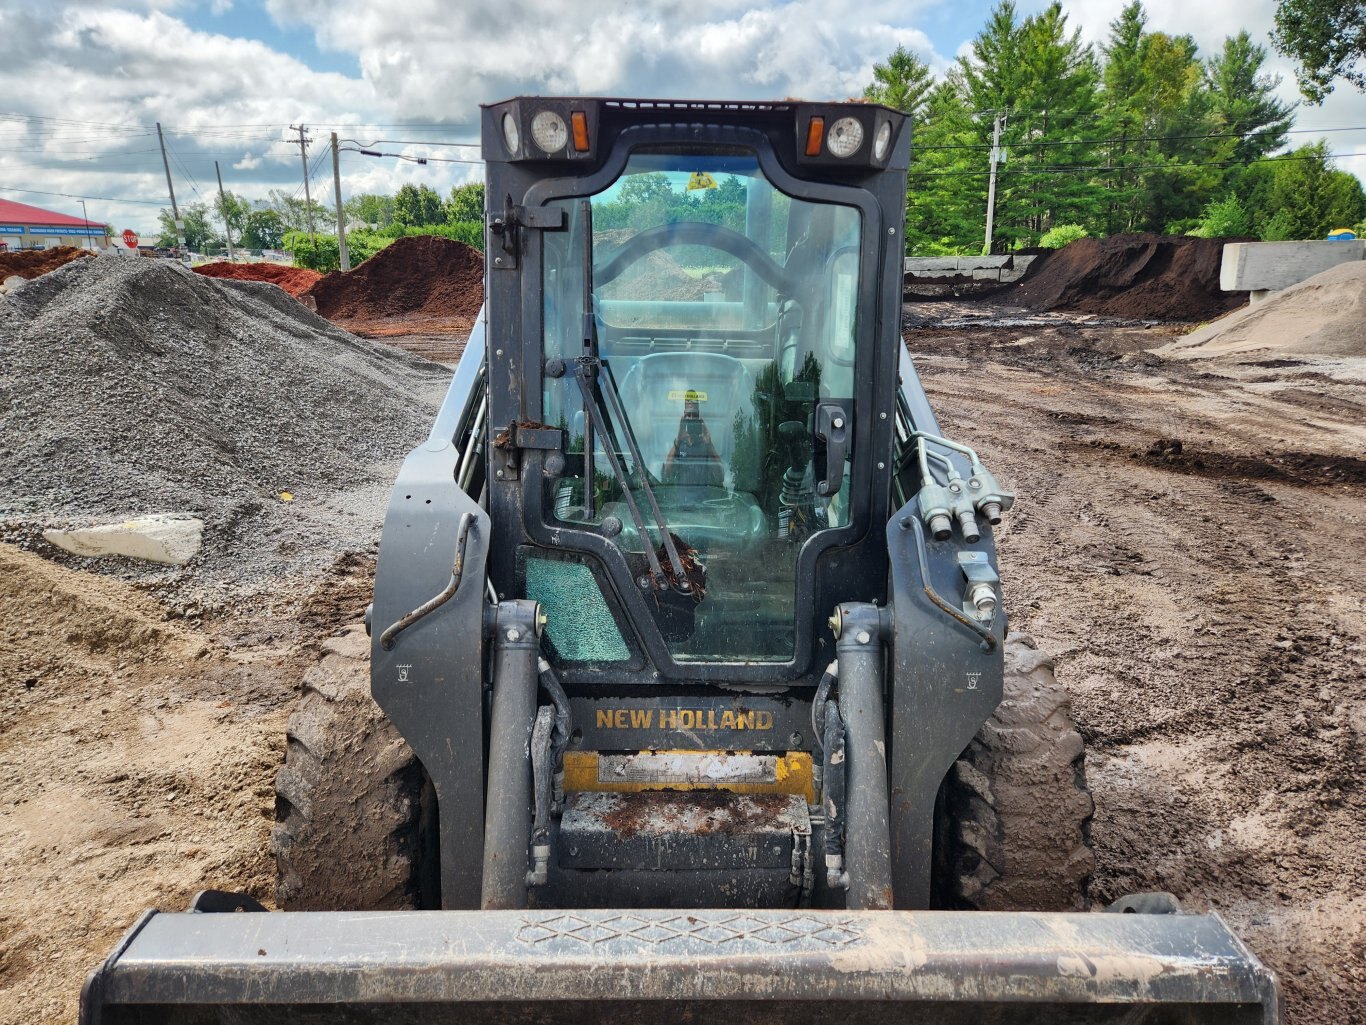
[0,257,449,609]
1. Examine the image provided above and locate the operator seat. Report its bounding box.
[614,352,756,484]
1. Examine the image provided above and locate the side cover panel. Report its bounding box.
[371,328,490,910]
[886,505,1005,909]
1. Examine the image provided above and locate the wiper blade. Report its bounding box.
[575,198,689,594]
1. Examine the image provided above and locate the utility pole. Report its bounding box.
[290,124,317,243]
[983,113,1004,256]
[156,122,187,262]
[78,198,92,251]
[331,132,350,271]
[215,161,235,262]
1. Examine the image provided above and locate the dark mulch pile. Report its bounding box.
[305,235,484,322]
[1013,234,1249,321]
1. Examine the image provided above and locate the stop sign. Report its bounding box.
[122,229,139,248]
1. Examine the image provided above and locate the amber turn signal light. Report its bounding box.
[804,116,825,157]
[571,111,590,152]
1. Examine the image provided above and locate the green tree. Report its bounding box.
[1272,0,1366,102]
[1189,193,1254,237]
[1205,32,1295,163]
[618,173,674,206]
[904,78,985,254]
[1098,3,1223,235]
[863,45,935,120]
[240,208,286,249]
[155,202,220,251]
[394,183,445,226]
[445,181,485,223]
[957,1,1107,249]
[266,188,330,234]
[344,193,395,228]
[1261,142,1366,239]
[213,190,251,242]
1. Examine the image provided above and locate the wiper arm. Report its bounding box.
[575,199,689,594]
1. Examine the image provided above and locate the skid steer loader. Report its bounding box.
[83,96,1279,1025]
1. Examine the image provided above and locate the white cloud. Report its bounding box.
[1,0,1360,239]
[264,0,947,113]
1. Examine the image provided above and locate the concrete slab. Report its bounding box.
[1220,240,1365,292]
[44,515,203,566]
[972,268,1002,281]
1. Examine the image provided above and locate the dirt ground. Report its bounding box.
[0,545,374,1025]
[2,309,1361,1024]
[906,301,1365,1023]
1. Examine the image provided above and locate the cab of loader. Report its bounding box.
[81,97,1280,1025]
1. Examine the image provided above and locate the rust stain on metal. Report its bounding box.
[594,791,798,839]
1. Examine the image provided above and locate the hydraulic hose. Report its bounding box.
[527,706,554,888]
[822,701,848,890]
[809,661,838,761]
[537,658,572,806]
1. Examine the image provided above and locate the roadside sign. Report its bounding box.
[122,229,139,248]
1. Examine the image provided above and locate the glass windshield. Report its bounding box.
[540,149,861,663]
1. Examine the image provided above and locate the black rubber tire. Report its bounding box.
[937,632,1096,911]
[271,625,432,910]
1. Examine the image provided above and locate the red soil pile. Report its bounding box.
[1012,233,1248,321]
[194,261,321,297]
[305,235,484,327]
[0,246,93,280]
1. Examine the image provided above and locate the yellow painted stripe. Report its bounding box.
[563,750,814,803]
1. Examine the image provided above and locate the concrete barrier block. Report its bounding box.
[1220,240,1365,292]
[905,258,960,272]
[972,269,1001,281]
[45,515,203,565]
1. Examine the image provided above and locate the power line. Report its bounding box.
[908,149,1366,179]
[0,184,163,206]
[914,123,1365,153]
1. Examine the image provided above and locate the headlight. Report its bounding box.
[531,111,568,153]
[873,121,892,161]
[826,117,864,158]
[501,112,520,153]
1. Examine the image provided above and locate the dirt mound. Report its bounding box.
[1013,234,1247,321]
[194,261,321,297]
[0,256,447,607]
[0,245,93,280]
[1159,260,1366,362]
[305,235,483,329]
[0,542,292,1025]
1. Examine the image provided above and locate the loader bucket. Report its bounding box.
[83,904,1279,1025]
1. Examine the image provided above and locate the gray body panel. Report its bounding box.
[370,320,490,909]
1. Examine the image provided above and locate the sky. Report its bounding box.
[0,0,1362,238]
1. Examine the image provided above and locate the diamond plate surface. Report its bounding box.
[515,913,862,948]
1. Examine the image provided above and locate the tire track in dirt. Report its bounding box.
[910,330,1366,1024]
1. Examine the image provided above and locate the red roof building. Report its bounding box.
[0,197,109,251]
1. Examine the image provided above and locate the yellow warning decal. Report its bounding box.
[687,171,718,191]
[668,389,708,402]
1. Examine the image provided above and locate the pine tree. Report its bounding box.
[863,46,935,120]
[1205,32,1296,163]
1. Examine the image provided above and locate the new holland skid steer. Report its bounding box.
[84,97,1279,1024]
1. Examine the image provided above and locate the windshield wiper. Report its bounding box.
[572,199,690,594]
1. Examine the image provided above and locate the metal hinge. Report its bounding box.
[489,196,567,269]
